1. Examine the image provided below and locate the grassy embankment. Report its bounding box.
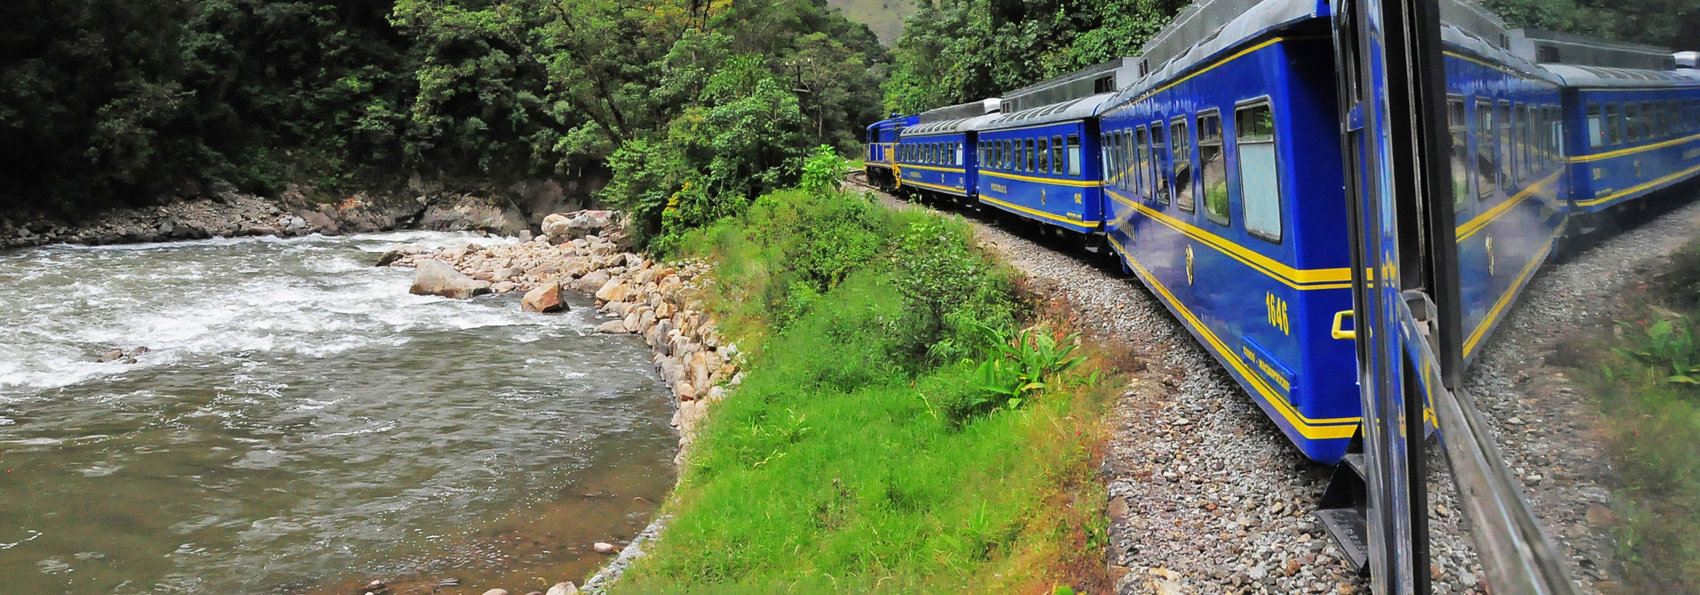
[614,177,1121,593]
[1566,236,1700,592]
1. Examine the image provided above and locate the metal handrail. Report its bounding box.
[1398,296,1578,595]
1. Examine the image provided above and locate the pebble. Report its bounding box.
[593,542,616,554]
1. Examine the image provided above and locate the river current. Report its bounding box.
[0,232,676,594]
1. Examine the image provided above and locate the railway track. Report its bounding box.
[851,176,1700,594]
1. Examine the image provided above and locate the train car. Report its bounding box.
[894,101,1000,206]
[1097,0,1359,463]
[864,114,916,189]
[1438,10,1570,365]
[1505,30,1700,221]
[974,96,1114,241]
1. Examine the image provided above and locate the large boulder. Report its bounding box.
[521,282,568,313]
[541,210,618,242]
[409,260,492,299]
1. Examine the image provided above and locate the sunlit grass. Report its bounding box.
[614,188,1115,593]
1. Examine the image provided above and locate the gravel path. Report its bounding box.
[865,181,1700,595]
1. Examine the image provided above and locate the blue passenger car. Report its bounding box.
[1544,66,1700,215]
[1440,25,1569,363]
[975,95,1112,237]
[1097,0,1359,463]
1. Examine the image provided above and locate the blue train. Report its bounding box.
[866,0,1700,468]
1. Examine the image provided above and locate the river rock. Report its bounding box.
[521,282,567,313]
[574,270,610,292]
[492,281,519,293]
[409,260,492,299]
[595,320,630,334]
[545,582,580,595]
[593,542,616,554]
[481,590,509,595]
[96,349,124,363]
[595,279,630,302]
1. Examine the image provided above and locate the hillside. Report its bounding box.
[830,0,915,45]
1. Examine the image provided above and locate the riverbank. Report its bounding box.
[388,184,1130,593]
[0,181,581,250]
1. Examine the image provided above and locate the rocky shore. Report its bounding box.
[381,210,742,592]
[0,182,560,249]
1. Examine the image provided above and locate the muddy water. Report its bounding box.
[0,232,676,594]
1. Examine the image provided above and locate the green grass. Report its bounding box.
[1567,237,1700,593]
[615,188,1117,593]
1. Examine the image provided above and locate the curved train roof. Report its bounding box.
[1539,64,1700,88]
[977,93,1118,131]
[1106,0,1328,110]
[903,112,1003,136]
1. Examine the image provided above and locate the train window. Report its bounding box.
[1150,123,1169,205]
[1626,103,1641,143]
[1051,136,1065,176]
[1606,103,1624,145]
[1026,138,1037,173]
[1588,104,1604,149]
[1530,104,1543,177]
[1497,100,1512,191]
[1105,132,1120,188]
[1171,118,1194,212]
[1119,131,1134,191]
[1198,111,1228,226]
[1476,101,1497,200]
[1448,97,1469,208]
[997,140,1007,170]
[1037,138,1050,173]
[1135,126,1150,199]
[955,142,964,166]
[1552,108,1565,160]
[1067,134,1081,177]
[1644,101,1658,139]
[1513,104,1526,182]
[1235,103,1281,243]
[1100,134,1112,179]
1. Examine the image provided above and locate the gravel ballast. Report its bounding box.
[864,180,1700,595]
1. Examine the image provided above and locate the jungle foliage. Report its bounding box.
[1481,0,1700,53]
[0,0,889,226]
[881,0,1187,114]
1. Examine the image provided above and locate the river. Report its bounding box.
[0,232,676,595]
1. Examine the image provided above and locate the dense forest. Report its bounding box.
[0,0,888,241]
[3,0,1694,238]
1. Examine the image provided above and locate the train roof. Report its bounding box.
[1108,0,1328,109]
[903,112,1003,136]
[916,99,1000,124]
[1511,29,1675,71]
[1679,52,1698,69]
[1538,64,1700,88]
[999,59,1140,114]
[977,93,1117,132]
[1436,0,1562,84]
[867,115,918,132]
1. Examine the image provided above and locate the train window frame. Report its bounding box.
[1150,122,1170,206]
[1476,100,1497,201]
[1513,103,1527,183]
[955,142,964,166]
[1234,100,1282,244]
[1106,131,1121,189]
[1170,116,1195,213]
[1051,135,1065,176]
[1135,126,1150,199]
[1037,137,1050,173]
[1197,109,1228,227]
[1026,138,1037,173]
[1448,96,1469,210]
[1067,134,1081,178]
